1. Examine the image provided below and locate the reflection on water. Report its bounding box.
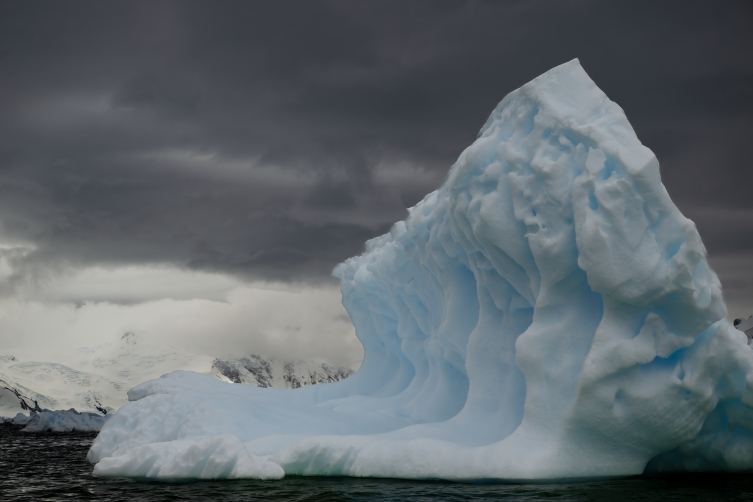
[1,424,751,502]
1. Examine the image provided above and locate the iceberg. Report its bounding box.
[20,409,109,432]
[87,59,753,481]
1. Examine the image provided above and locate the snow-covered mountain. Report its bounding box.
[0,384,44,419]
[211,354,351,388]
[0,332,353,419]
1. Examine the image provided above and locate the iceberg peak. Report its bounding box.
[88,61,752,481]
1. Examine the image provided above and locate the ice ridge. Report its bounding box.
[87,59,753,481]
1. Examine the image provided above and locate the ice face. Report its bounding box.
[87,59,753,481]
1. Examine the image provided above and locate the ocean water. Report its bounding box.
[2,424,753,502]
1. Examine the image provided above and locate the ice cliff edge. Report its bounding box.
[88,59,753,481]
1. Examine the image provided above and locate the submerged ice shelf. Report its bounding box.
[88,59,753,481]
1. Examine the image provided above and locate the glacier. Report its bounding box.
[87,59,753,481]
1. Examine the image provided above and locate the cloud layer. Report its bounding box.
[0,0,751,340]
[0,269,362,368]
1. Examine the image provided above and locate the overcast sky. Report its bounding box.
[0,1,751,365]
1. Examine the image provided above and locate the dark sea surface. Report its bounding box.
[3,424,753,502]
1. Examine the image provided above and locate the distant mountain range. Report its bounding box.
[0,332,353,420]
[211,354,351,388]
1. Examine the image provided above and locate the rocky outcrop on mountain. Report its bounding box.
[211,354,352,388]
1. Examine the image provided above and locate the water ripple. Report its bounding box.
[1,424,751,501]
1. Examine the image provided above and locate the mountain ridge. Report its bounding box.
[1,332,354,419]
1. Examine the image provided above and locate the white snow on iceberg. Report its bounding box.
[88,59,753,482]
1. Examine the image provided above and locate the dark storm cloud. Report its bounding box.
[0,0,751,285]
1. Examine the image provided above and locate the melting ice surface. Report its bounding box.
[88,59,753,481]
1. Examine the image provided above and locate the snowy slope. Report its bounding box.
[0,385,41,419]
[1,332,353,418]
[0,360,123,415]
[1,354,60,415]
[0,332,212,416]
